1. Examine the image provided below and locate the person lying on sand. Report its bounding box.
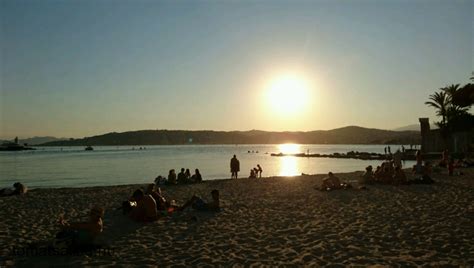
[56,207,104,250]
[129,189,158,222]
[179,189,220,212]
[320,172,352,191]
[0,182,27,197]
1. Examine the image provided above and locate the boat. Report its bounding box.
[0,142,36,151]
[85,146,94,151]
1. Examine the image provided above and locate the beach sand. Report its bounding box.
[1,168,473,266]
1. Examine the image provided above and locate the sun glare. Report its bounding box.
[266,74,311,116]
[278,143,301,154]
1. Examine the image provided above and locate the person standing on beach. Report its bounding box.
[257,164,263,178]
[230,155,240,179]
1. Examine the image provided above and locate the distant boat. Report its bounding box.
[0,142,36,151]
[85,146,94,151]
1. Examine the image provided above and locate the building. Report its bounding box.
[419,118,473,153]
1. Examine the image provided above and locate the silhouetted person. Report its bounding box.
[129,189,158,222]
[249,169,257,179]
[56,207,104,250]
[257,164,263,178]
[393,166,408,185]
[168,169,177,185]
[179,190,220,212]
[191,169,202,183]
[230,155,240,179]
[439,149,449,167]
[0,182,27,197]
[185,168,191,180]
[145,184,168,211]
[177,168,187,184]
[359,165,375,185]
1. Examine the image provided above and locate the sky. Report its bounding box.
[1,0,473,139]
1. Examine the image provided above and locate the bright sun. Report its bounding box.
[266,74,311,116]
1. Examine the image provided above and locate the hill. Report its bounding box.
[38,126,420,146]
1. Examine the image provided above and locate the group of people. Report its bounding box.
[55,183,221,252]
[122,184,220,223]
[359,162,412,185]
[249,164,263,179]
[155,168,203,185]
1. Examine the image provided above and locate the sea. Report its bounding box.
[0,144,417,188]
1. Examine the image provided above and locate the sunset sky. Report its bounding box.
[1,0,472,139]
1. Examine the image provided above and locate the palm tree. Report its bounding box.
[441,84,460,101]
[442,84,469,122]
[425,91,449,128]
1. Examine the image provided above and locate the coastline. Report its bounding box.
[1,168,473,266]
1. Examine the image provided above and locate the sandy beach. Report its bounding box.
[1,168,473,267]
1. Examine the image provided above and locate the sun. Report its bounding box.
[266,74,311,116]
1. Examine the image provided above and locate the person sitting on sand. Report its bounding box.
[154,175,166,185]
[412,162,435,184]
[179,189,220,212]
[438,149,449,168]
[359,165,375,185]
[392,166,408,185]
[382,165,393,184]
[191,169,202,183]
[185,169,191,180]
[374,166,382,182]
[413,150,423,174]
[145,184,168,211]
[393,150,402,168]
[321,172,341,189]
[168,169,177,185]
[177,168,187,184]
[129,189,158,222]
[249,169,257,179]
[56,207,104,250]
[0,182,27,197]
[320,172,351,190]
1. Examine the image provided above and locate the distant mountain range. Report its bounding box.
[392,124,420,131]
[1,136,68,145]
[38,126,421,146]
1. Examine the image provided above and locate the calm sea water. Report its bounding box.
[0,144,416,188]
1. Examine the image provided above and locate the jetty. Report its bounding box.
[271,150,441,161]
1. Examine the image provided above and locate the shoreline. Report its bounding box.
[1,168,473,266]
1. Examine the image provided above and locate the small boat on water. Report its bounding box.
[85,146,94,151]
[0,142,36,151]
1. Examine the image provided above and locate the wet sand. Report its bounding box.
[1,168,473,266]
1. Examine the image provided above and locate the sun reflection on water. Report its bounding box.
[276,144,301,176]
[278,156,299,177]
